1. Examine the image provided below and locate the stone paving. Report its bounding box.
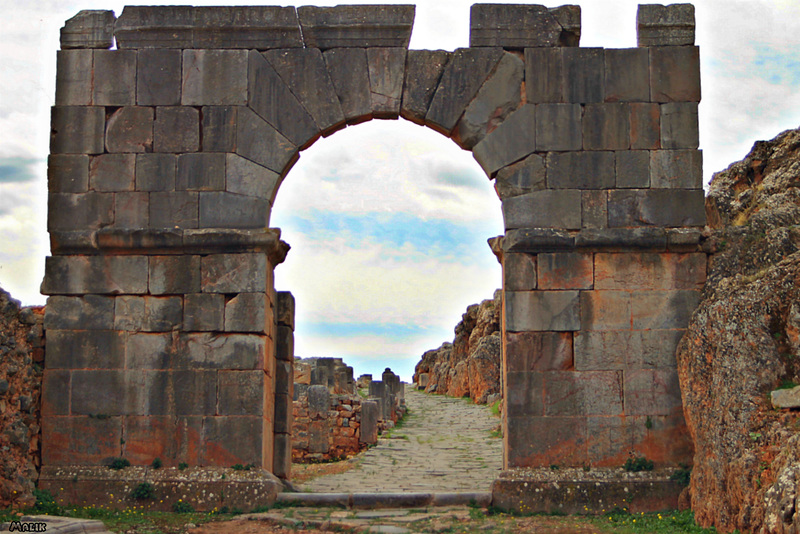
[300,385,503,493]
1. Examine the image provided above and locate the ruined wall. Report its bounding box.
[43,2,705,478]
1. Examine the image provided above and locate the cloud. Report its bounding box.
[0,158,39,184]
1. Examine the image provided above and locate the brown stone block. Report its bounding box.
[506,371,544,417]
[44,255,148,295]
[401,50,450,124]
[276,325,294,362]
[630,103,661,150]
[225,292,267,333]
[50,106,106,154]
[150,191,198,229]
[46,330,125,369]
[149,255,201,295]
[42,416,122,466]
[218,370,265,416]
[504,252,537,291]
[367,48,406,118]
[89,153,135,192]
[56,50,93,105]
[183,293,225,331]
[182,49,248,106]
[506,416,587,467]
[595,252,707,290]
[276,291,295,329]
[126,332,173,369]
[47,192,114,232]
[650,46,700,102]
[154,107,200,153]
[93,50,137,106]
[146,370,216,416]
[537,252,592,290]
[631,289,700,329]
[650,149,702,188]
[575,330,684,371]
[105,106,154,153]
[623,368,682,416]
[123,415,202,466]
[506,331,573,372]
[201,253,267,293]
[580,290,631,331]
[48,154,89,193]
[181,332,266,370]
[544,370,623,416]
[274,392,291,434]
[42,370,71,416]
[525,48,563,104]
[202,416,263,467]
[604,48,649,102]
[45,295,115,330]
[586,415,646,466]
[114,295,182,332]
[72,369,146,415]
[583,103,630,151]
[114,192,149,228]
[581,190,608,229]
[506,290,580,332]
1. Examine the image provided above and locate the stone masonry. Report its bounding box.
[42,2,705,484]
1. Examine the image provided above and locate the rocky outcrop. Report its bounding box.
[0,288,45,509]
[678,128,800,533]
[414,290,501,404]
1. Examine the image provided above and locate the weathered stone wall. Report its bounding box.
[0,288,45,509]
[43,2,705,477]
[294,356,355,395]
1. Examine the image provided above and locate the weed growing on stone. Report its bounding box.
[107,458,130,470]
[178,462,189,470]
[130,482,155,500]
[623,455,654,472]
[172,500,195,513]
[151,458,162,469]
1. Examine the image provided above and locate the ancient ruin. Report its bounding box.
[39,1,705,508]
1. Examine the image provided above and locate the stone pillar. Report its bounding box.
[273,291,295,479]
[360,400,379,445]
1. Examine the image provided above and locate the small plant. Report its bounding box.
[31,489,61,515]
[582,464,591,472]
[749,431,762,442]
[645,416,654,430]
[151,458,162,469]
[178,462,188,470]
[107,457,130,470]
[671,465,692,486]
[130,482,156,500]
[172,500,194,513]
[623,455,654,472]
[232,463,257,471]
[549,464,560,470]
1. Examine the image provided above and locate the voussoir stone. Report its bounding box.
[473,104,536,176]
[323,48,372,123]
[401,50,451,125]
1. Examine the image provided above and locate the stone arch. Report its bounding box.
[42,2,707,508]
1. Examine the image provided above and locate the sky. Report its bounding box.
[3,0,800,381]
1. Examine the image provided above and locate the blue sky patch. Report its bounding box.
[0,158,38,183]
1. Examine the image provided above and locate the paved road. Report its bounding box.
[300,385,504,493]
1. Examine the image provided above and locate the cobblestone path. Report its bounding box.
[300,385,503,492]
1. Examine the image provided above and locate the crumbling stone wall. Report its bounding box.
[0,288,45,508]
[43,1,705,479]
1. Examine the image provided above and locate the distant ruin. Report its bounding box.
[41,2,705,507]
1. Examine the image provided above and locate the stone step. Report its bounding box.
[276,491,492,509]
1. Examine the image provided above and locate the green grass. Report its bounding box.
[489,400,501,417]
[594,509,717,533]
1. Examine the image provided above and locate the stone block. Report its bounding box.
[367,48,407,118]
[650,148,703,189]
[504,252,537,291]
[297,5,414,48]
[135,154,176,192]
[114,192,149,228]
[44,295,114,330]
[276,325,294,362]
[534,103,581,152]
[225,292,267,333]
[616,150,650,188]
[182,50,248,106]
[72,370,146,415]
[582,190,608,229]
[46,330,125,369]
[275,360,292,397]
[607,189,706,227]
[637,329,684,368]
[473,104,536,176]
[183,293,224,331]
[273,433,291,478]
[50,106,105,154]
[586,416,648,466]
[604,48,649,102]
[594,252,707,290]
[181,333,266,370]
[624,368,683,416]
[274,392,291,433]
[263,48,345,134]
[199,192,270,229]
[525,48,563,104]
[55,50,93,105]
[149,255,201,295]
[190,6,303,49]
[43,255,148,295]
[506,415,587,467]
[563,48,604,103]
[660,102,699,149]
[308,384,330,419]
[580,290,631,331]
[105,107,154,153]
[47,192,113,232]
[574,228,667,249]
[42,370,71,416]
[48,154,89,193]
[126,332,173,369]
[457,52,524,149]
[202,416,263,466]
[469,4,580,48]
[201,106,237,152]
[60,10,115,49]
[546,151,615,189]
[323,48,372,124]
[506,331,573,372]
[502,189,582,230]
[201,253,267,293]
[538,253,593,289]
[235,106,298,174]
[41,416,122,466]
[137,49,181,106]
[360,400,379,444]
[494,154,546,200]
[506,371,544,417]
[89,154,135,192]
[544,370,623,416]
[145,370,217,416]
[637,4,695,47]
[506,290,580,332]
[122,415,203,466]
[308,420,329,454]
[154,107,200,153]
[93,50,136,106]
[150,191,198,229]
[177,153,225,191]
[650,46,701,102]
[114,6,194,48]
[218,371,265,416]
[118,296,183,332]
[631,289,701,329]
[574,331,629,371]
[426,47,504,134]
[277,292,295,329]
[630,103,661,150]
[226,154,278,200]
[583,104,630,150]
[247,50,318,148]
[400,50,450,124]
[771,387,800,409]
